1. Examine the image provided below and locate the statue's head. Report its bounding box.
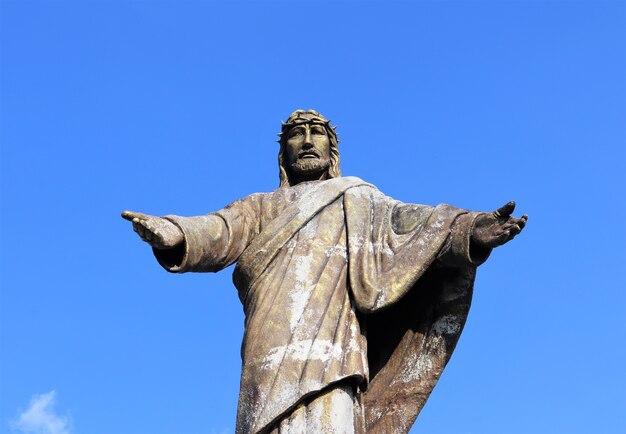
[278,109,342,187]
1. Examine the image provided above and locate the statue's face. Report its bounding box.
[284,123,331,181]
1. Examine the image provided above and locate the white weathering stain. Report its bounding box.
[431,217,445,229]
[269,383,357,433]
[261,339,344,370]
[289,253,316,332]
[431,314,462,335]
[329,386,357,433]
[310,385,356,433]
[348,320,361,352]
[397,352,434,384]
[325,244,348,261]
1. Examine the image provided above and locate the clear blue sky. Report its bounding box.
[1,1,625,433]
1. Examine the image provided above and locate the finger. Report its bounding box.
[505,216,527,231]
[132,217,150,229]
[122,210,150,222]
[140,218,153,231]
[500,224,518,235]
[132,221,146,233]
[502,217,525,230]
[494,201,516,219]
[136,218,154,231]
[135,225,148,240]
[508,224,522,236]
[495,227,512,237]
[493,230,511,247]
[142,219,165,244]
[121,211,136,221]
[134,219,155,239]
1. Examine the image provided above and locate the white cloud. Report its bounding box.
[11,391,71,434]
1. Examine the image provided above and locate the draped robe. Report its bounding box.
[153,176,490,434]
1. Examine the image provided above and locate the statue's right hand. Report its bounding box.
[121,210,184,249]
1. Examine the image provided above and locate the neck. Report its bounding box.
[289,170,329,185]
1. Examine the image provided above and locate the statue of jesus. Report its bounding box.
[122,109,527,434]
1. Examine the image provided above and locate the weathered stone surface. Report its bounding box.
[122,109,527,433]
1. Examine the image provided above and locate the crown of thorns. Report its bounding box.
[278,110,338,139]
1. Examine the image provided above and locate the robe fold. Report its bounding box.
[153,176,490,434]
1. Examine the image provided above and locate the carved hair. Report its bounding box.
[277,110,342,187]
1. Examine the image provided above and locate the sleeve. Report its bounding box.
[153,194,262,273]
[436,212,492,268]
[346,188,462,313]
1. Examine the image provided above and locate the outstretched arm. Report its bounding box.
[121,194,262,273]
[121,210,184,250]
[471,201,528,249]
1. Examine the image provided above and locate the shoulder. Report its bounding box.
[340,176,385,197]
[217,191,271,218]
[328,176,380,193]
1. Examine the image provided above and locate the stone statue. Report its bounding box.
[122,110,527,434]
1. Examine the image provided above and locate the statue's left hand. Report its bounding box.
[471,201,528,248]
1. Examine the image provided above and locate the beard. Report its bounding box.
[289,157,330,176]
